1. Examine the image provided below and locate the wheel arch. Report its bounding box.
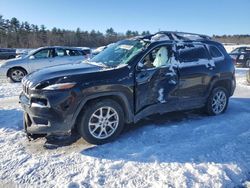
[72,92,134,130]
[208,76,233,97]
[7,66,28,77]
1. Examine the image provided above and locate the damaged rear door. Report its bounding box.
[135,44,180,116]
[176,43,214,108]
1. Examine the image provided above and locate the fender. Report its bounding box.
[72,91,134,126]
[207,76,234,97]
[6,66,28,77]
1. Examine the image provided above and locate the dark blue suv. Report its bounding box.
[229,46,250,67]
[20,31,236,144]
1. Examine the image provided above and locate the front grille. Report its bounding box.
[22,78,32,95]
[23,84,30,95]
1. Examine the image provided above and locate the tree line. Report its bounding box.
[212,35,250,44]
[0,15,250,49]
[0,15,150,48]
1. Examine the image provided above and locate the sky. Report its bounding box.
[0,0,249,36]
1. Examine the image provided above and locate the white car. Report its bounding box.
[0,46,86,82]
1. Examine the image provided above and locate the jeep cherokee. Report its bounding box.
[20,31,236,145]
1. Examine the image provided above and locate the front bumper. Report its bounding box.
[20,89,78,135]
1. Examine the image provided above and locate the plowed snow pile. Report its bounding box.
[0,68,250,187]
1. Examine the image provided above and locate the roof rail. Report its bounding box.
[155,31,211,41]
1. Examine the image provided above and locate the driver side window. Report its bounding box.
[142,45,175,69]
[33,49,52,59]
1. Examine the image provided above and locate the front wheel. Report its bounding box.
[77,99,125,145]
[205,87,229,115]
[8,68,27,82]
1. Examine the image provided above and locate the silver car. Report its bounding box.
[0,46,86,82]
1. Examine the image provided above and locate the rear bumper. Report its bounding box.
[231,75,236,96]
[19,90,78,135]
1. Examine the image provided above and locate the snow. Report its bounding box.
[157,88,166,103]
[0,68,250,187]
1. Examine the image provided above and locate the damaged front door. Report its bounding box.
[135,44,180,115]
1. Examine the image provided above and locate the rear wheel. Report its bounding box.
[8,68,27,82]
[205,87,229,115]
[77,99,125,145]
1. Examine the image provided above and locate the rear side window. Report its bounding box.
[209,46,223,58]
[178,44,209,63]
[55,48,66,57]
[66,49,81,56]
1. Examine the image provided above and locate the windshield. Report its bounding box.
[90,39,145,67]
[23,48,38,58]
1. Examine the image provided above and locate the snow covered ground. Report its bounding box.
[0,68,250,187]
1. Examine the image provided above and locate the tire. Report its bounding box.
[8,68,27,82]
[205,87,229,116]
[77,99,125,145]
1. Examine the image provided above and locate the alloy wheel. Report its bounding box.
[88,106,119,139]
[212,90,227,114]
[11,69,25,82]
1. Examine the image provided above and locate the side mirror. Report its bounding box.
[29,55,35,60]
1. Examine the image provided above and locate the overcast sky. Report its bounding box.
[0,0,249,35]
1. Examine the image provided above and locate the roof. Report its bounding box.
[136,31,212,44]
[38,46,83,50]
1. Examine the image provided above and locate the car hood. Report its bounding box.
[23,62,104,87]
[0,57,24,67]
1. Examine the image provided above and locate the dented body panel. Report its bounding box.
[20,32,235,135]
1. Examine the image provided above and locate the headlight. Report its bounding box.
[0,62,7,68]
[42,82,76,90]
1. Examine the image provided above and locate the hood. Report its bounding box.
[0,57,24,67]
[23,62,103,87]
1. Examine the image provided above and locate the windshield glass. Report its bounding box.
[90,39,145,67]
[23,48,38,58]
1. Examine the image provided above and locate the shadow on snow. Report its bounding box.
[81,97,250,165]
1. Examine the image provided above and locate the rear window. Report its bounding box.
[178,44,209,62]
[209,46,223,58]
